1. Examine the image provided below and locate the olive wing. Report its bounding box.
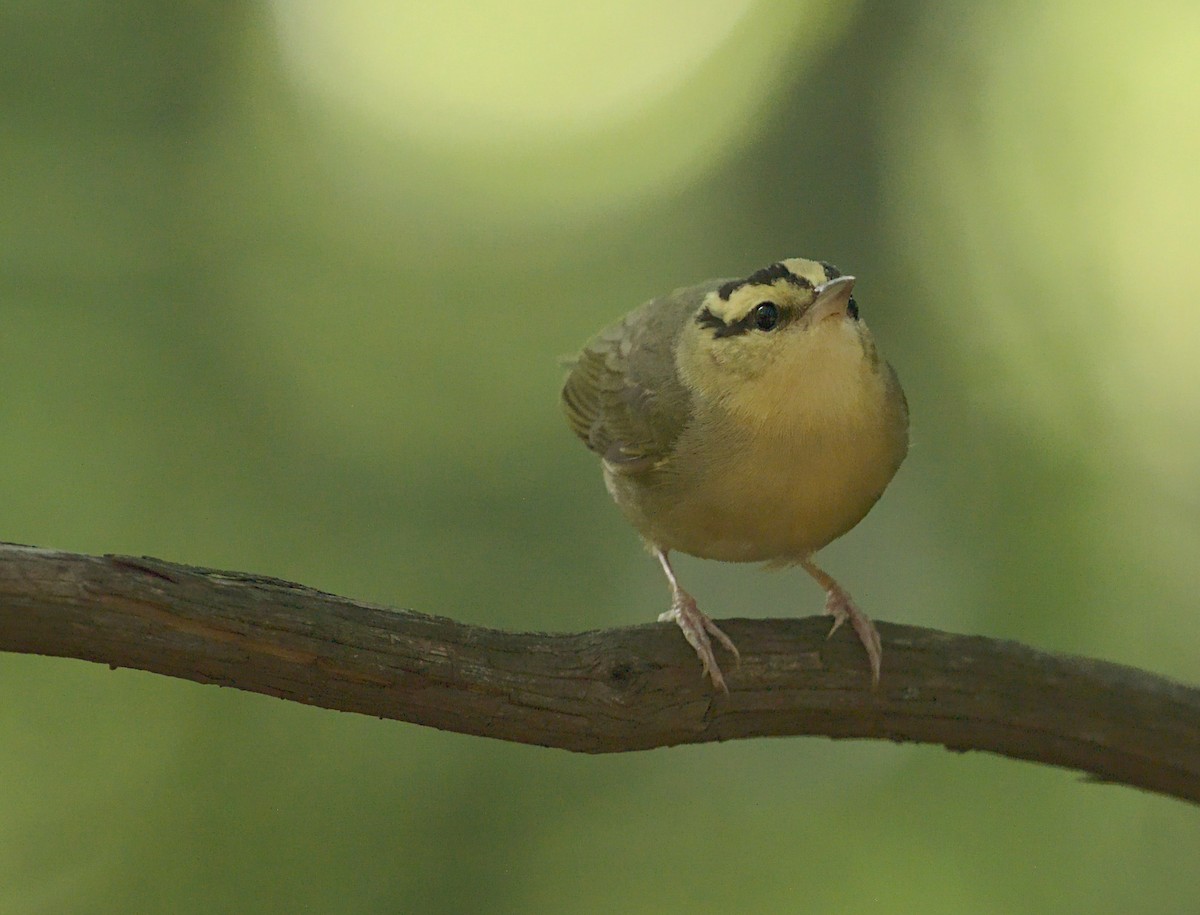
[561,284,710,474]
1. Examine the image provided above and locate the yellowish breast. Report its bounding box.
[606,321,907,562]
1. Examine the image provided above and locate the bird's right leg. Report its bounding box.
[800,556,882,686]
[653,547,740,692]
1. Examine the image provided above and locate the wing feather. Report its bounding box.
[561,282,715,474]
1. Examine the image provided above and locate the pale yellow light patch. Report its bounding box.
[881,1,1200,660]
[266,1,857,221]
[883,2,1200,481]
[274,1,754,141]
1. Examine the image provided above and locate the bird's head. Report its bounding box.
[675,258,881,424]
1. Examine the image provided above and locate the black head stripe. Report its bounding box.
[717,262,814,301]
[696,306,748,338]
[819,261,842,281]
[710,260,816,298]
[697,303,797,338]
[696,307,726,333]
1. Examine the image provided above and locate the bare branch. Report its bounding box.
[1,542,1197,804]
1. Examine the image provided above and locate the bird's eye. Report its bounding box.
[753,302,779,331]
[847,296,859,321]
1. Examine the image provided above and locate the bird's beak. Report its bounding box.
[808,275,856,323]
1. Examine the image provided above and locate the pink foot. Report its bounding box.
[801,557,883,686]
[823,585,882,686]
[652,547,738,692]
[658,590,740,692]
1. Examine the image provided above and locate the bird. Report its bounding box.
[561,257,909,691]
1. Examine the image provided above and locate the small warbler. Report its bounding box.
[562,258,908,691]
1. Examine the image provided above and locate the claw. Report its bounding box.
[654,548,739,692]
[802,557,883,686]
[658,593,739,692]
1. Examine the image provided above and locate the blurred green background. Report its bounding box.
[2,1,1198,912]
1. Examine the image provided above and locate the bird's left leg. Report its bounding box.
[800,556,882,686]
[653,547,739,692]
